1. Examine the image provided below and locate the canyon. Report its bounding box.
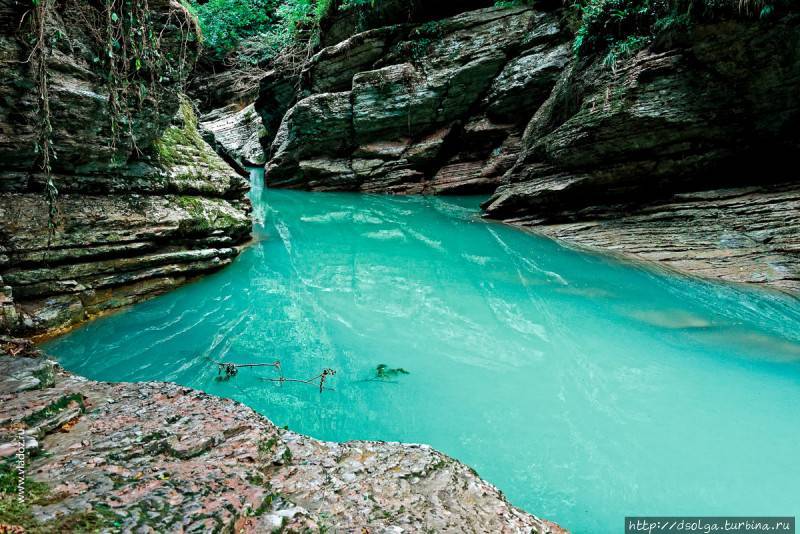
[204,1,798,294]
[1,0,799,531]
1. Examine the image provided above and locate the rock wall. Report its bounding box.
[200,102,267,175]
[0,0,251,336]
[0,340,564,533]
[484,15,800,217]
[482,15,800,293]
[261,5,569,194]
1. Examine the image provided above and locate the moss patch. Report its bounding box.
[153,96,230,174]
[0,460,121,533]
[22,393,85,428]
[175,196,246,237]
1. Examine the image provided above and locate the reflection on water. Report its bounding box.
[44,174,800,533]
[626,309,715,329]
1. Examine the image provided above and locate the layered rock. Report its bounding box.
[262,5,569,194]
[482,14,800,294]
[0,0,251,336]
[509,184,800,293]
[189,53,268,175]
[317,0,497,48]
[484,16,800,218]
[254,2,800,293]
[0,340,564,533]
[200,103,267,174]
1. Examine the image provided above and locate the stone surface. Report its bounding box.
[262,6,568,195]
[200,103,266,173]
[478,14,800,295]
[0,342,564,533]
[484,16,800,217]
[503,184,800,295]
[0,0,197,175]
[0,2,251,336]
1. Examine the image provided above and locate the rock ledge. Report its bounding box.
[0,339,564,533]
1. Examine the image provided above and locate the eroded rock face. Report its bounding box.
[0,0,251,336]
[255,3,800,293]
[479,15,800,294]
[0,343,564,533]
[507,184,800,294]
[262,6,568,194]
[200,103,267,174]
[484,16,800,219]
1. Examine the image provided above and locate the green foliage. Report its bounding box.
[340,0,379,9]
[188,0,314,64]
[188,0,281,61]
[375,364,410,379]
[571,0,793,68]
[258,435,279,455]
[189,0,384,66]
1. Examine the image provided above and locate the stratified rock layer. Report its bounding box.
[507,184,800,294]
[256,4,800,293]
[200,103,267,174]
[481,14,800,294]
[484,16,800,218]
[0,341,564,533]
[262,6,568,194]
[0,0,251,336]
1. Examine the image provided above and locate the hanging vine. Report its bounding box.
[65,0,199,155]
[29,0,58,241]
[20,0,199,240]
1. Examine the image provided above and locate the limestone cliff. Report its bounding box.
[261,5,569,194]
[0,0,251,336]
[483,14,800,293]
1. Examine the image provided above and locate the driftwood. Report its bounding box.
[262,368,337,393]
[215,360,281,378]
[211,359,336,393]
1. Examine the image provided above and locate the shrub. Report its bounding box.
[571,0,794,68]
[190,0,386,67]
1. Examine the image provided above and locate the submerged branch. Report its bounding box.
[215,360,281,377]
[262,368,337,393]
[210,359,336,393]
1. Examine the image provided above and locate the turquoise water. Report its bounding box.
[44,174,800,533]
